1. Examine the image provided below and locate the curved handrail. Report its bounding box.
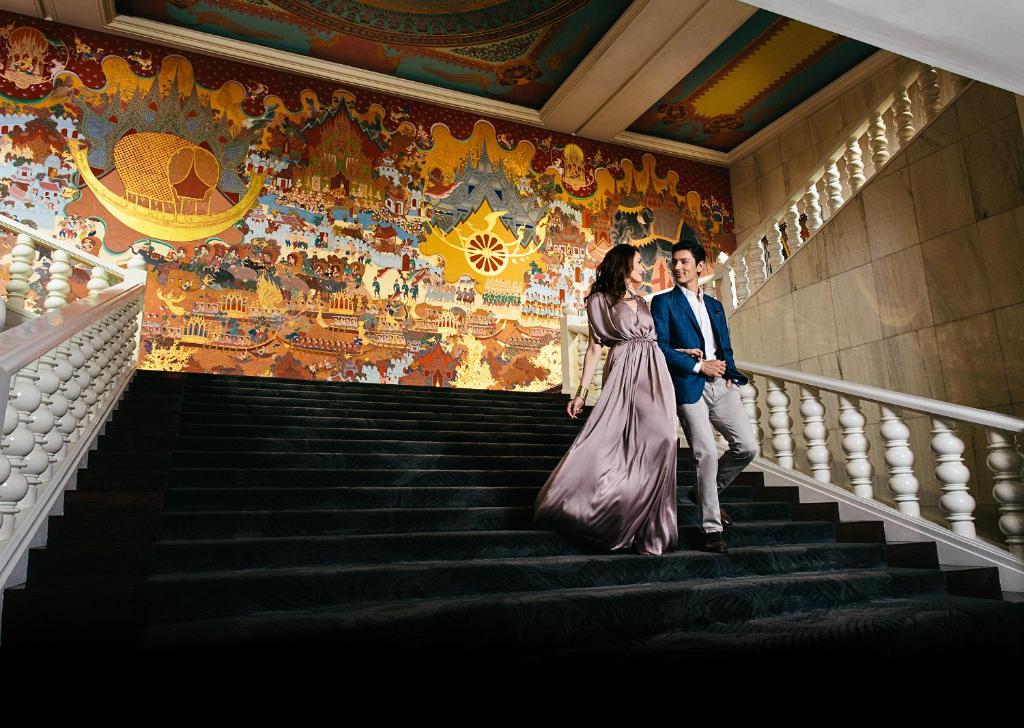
[0,282,143,390]
[736,359,1024,434]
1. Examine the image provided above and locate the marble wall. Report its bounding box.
[728,82,1024,546]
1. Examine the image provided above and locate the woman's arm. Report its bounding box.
[568,338,604,418]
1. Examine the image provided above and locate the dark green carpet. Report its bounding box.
[2,370,1019,662]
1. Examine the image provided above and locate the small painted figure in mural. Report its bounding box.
[534,244,678,555]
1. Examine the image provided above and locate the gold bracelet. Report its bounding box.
[574,385,589,401]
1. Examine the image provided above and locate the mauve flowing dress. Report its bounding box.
[534,291,678,555]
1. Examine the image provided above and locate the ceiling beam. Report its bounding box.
[549,0,757,141]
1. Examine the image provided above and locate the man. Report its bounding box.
[650,240,759,553]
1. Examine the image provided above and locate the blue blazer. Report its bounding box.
[650,286,748,405]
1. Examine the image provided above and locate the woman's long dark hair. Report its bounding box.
[586,243,637,301]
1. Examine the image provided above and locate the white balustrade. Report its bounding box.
[986,430,1024,558]
[0,212,125,321]
[766,378,794,468]
[838,394,873,498]
[729,361,1024,554]
[0,283,145,597]
[880,405,920,516]
[701,63,965,314]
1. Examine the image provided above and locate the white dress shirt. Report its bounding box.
[678,285,718,374]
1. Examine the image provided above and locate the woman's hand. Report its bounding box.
[675,347,703,360]
[567,396,585,419]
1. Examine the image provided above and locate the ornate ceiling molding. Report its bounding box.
[611,131,729,166]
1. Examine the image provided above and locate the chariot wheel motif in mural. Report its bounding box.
[466,233,509,276]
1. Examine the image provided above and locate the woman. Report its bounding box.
[533,244,681,555]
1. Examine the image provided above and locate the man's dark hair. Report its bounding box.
[671,239,707,266]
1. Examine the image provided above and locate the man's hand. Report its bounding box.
[699,359,727,378]
[674,347,703,360]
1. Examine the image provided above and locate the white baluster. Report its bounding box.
[732,255,750,304]
[67,333,92,439]
[701,279,716,299]
[44,248,72,311]
[14,361,54,511]
[844,138,866,193]
[2,374,36,517]
[868,111,890,171]
[892,86,915,149]
[746,241,767,291]
[766,378,794,468]
[986,429,1024,558]
[785,202,803,250]
[739,379,761,445]
[880,406,920,517]
[803,183,823,235]
[721,266,736,312]
[930,417,976,537]
[87,265,112,301]
[838,395,873,498]
[38,348,67,468]
[766,222,785,273]
[824,161,844,216]
[0,388,29,543]
[6,233,36,312]
[800,386,831,483]
[919,66,942,123]
[53,339,82,447]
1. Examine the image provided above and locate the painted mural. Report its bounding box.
[629,10,877,151]
[0,12,733,390]
[115,0,631,108]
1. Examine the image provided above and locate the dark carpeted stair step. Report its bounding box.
[134,369,567,392]
[157,405,586,426]
[141,546,893,624]
[136,568,950,652]
[99,434,582,453]
[541,595,1021,662]
[149,530,877,573]
[124,412,591,434]
[158,505,831,544]
[126,391,575,415]
[160,485,772,511]
[74,466,764,491]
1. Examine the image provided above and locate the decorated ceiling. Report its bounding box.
[628,10,877,151]
[115,0,631,109]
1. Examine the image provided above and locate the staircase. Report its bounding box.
[2,371,1019,660]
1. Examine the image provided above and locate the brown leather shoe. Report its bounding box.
[701,531,728,553]
[687,487,733,528]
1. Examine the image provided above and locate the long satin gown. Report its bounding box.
[534,291,678,555]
